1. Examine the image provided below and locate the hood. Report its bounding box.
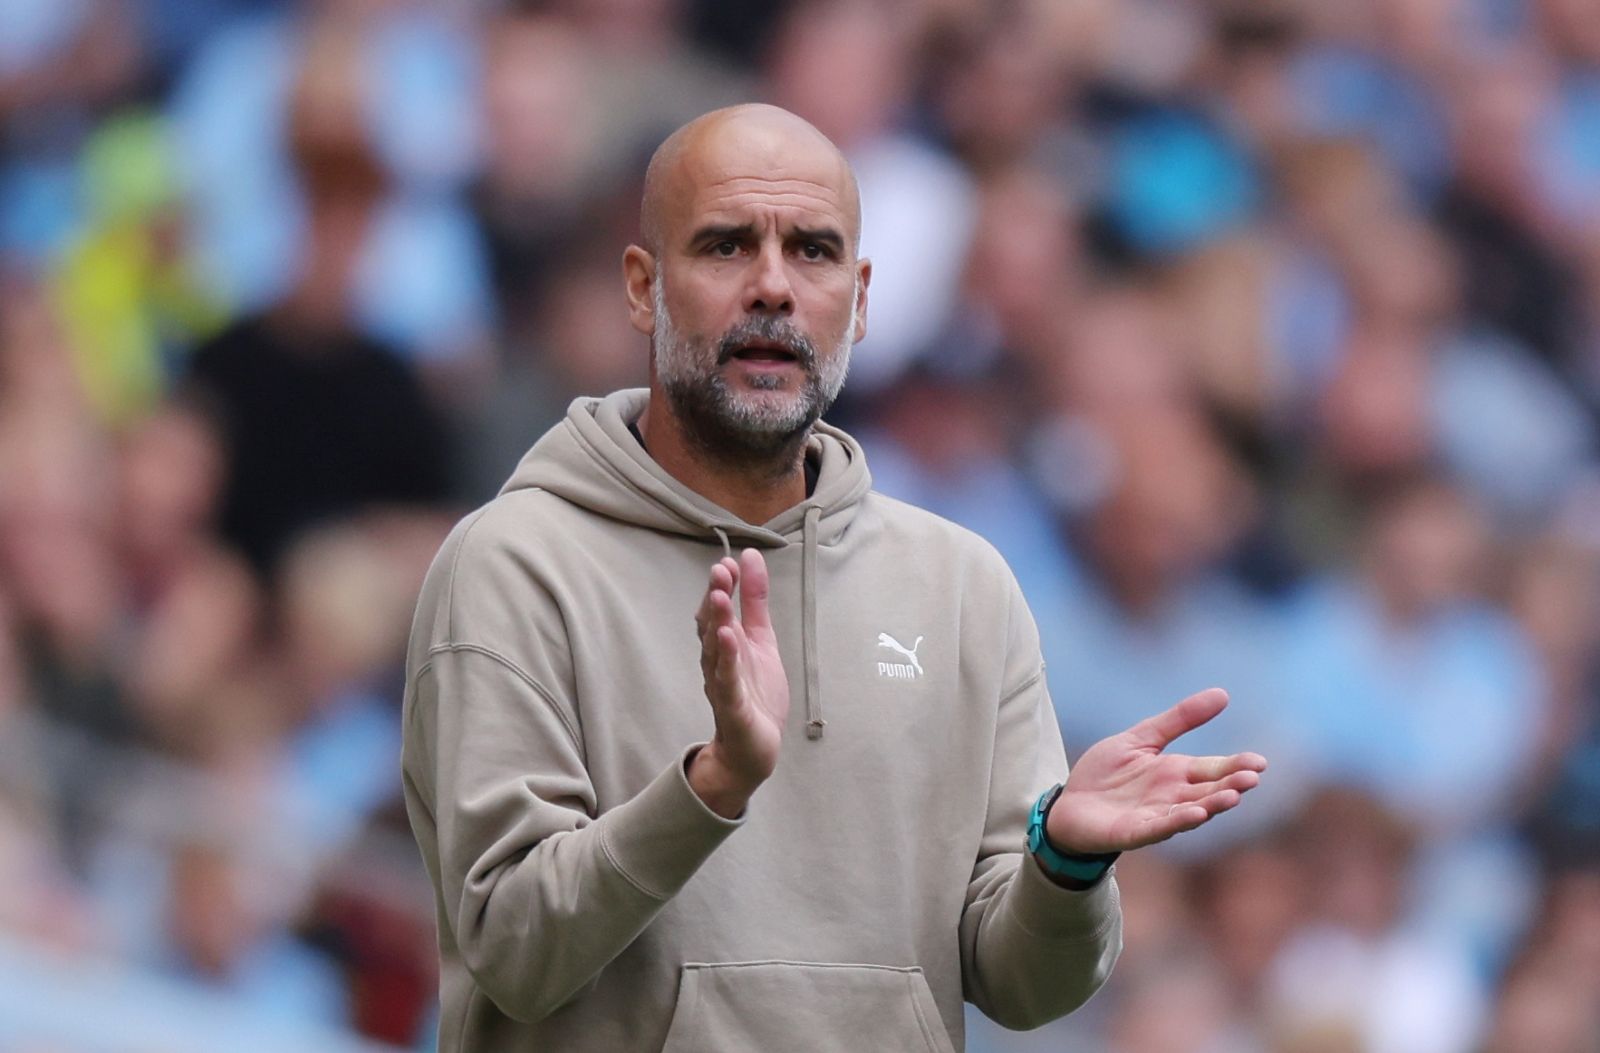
[499,389,873,548]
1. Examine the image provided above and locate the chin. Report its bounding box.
[725,372,804,409]
[729,397,813,435]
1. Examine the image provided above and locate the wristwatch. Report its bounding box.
[1027,783,1119,886]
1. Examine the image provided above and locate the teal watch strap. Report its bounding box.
[1027,784,1119,884]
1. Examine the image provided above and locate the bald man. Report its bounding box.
[402,105,1265,1052]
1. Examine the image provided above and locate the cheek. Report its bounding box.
[805,273,859,328]
[674,271,745,327]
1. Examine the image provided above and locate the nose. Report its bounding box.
[744,242,795,316]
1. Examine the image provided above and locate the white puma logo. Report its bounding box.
[876,633,924,678]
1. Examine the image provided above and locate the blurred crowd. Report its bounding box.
[3,0,1600,1050]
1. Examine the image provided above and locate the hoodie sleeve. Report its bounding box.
[957,576,1123,1029]
[402,520,743,1024]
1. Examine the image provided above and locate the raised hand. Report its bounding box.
[687,549,790,818]
[1045,688,1266,855]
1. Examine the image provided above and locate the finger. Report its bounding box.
[1143,787,1244,843]
[1186,751,1268,782]
[695,560,736,635]
[1139,803,1213,844]
[1177,769,1261,803]
[714,624,737,672]
[711,625,742,699]
[708,586,738,637]
[737,549,772,631]
[723,556,742,619]
[700,588,737,673]
[1128,688,1229,751]
[700,616,719,677]
[1191,787,1244,817]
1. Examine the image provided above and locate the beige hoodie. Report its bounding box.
[401,390,1121,1052]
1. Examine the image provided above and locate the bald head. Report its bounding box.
[639,104,861,256]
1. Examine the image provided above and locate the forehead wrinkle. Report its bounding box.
[703,174,844,194]
[697,190,846,215]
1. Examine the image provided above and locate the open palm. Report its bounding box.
[1046,689,1267,855]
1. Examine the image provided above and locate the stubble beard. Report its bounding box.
[652,276,855,474]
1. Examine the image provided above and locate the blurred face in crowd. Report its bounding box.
[1366,479,1490,621]
[963,167,1083,353]
[1081,407,1252,610]
[1294,788,1414,937]
[481,13,595,201]
[626,106,870,464]
[938,14,1069,170]
[117,403,226,574]
[766,0,910,148]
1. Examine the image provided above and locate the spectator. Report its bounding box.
[181,22,452,575]
[1264,788,1488,1053]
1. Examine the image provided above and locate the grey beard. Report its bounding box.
[653,279,853,472]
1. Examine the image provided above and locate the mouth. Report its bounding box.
[724,340,803,368]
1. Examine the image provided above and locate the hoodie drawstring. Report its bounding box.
[713,519,822,740]
[801,506,824,740]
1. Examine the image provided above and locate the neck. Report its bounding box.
[639,397,809,525]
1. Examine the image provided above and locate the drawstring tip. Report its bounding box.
[805,719,826,740]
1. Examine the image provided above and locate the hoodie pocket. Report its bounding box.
[659,961,956,1053]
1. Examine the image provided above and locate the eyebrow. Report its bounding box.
[687,223,756,249]
[686,222,848,254]
[791,225,846,254]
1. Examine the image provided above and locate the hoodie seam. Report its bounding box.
[996,667,1044,708]
[426,642,584,756]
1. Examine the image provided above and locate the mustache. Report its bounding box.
[714,317,817,368]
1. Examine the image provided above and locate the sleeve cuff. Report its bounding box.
[596,744,744,900]
[1006,850,1122,943]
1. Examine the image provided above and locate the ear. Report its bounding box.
[623,245,656,337]
[852,258,872,344]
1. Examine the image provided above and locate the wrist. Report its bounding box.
[1042,786,1116,857]
[687,743,758,819]
[1028,784,1119,888]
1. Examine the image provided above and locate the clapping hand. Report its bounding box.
[687,550,790,818]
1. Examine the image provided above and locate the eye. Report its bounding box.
[800,242,825,261]
[711,240,739,258]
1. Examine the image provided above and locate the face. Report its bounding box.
[652,267,857,459]
[627,115,870,462]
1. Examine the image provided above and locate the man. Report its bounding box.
[401,104,1266,1052]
